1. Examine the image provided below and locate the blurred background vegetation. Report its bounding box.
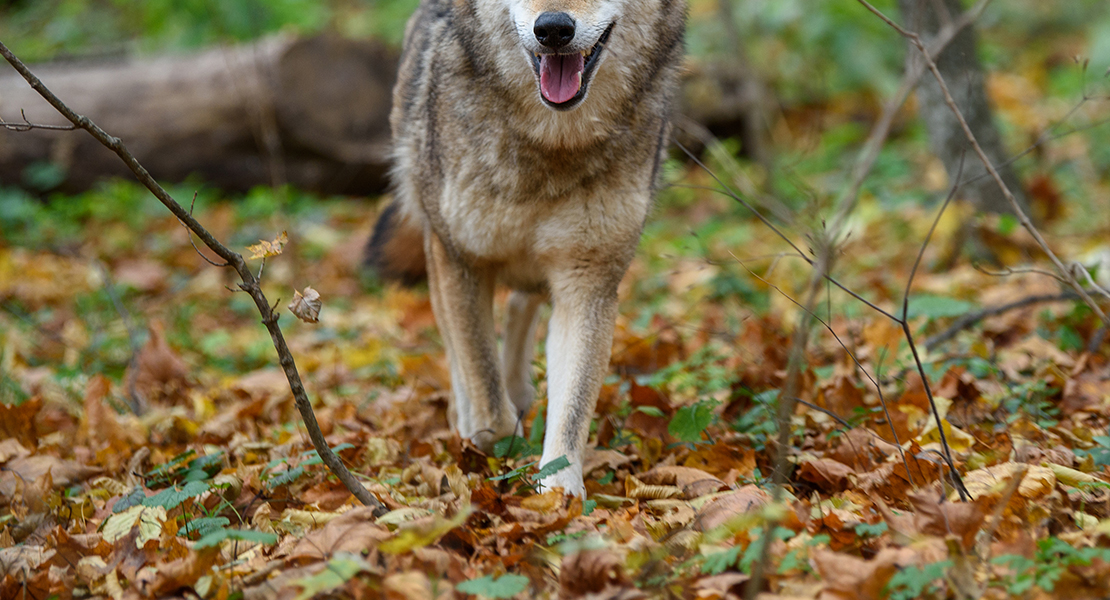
[1,0,1109,379]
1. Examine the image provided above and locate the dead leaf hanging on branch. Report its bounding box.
[288,287,322,323]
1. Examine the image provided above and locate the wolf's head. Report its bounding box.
[503,1,624,111]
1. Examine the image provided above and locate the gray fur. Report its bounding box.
[379,0,686,495]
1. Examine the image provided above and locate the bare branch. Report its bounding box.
[856,0,1110,329]
[0,108,77,132]
[923,290,1104,350]
[0,38,387,516]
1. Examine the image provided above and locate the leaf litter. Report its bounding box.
[2,42,1110,600]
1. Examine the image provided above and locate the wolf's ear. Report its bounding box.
[364,201,427,286]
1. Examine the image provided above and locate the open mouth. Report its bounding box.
[530,23,614,110]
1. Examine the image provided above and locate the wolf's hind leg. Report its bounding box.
[426,233,521,451]
[539,272,621,497]
[503,291,543,413]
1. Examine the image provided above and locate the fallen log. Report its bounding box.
[0,33,759,196]
[0,34,398,195]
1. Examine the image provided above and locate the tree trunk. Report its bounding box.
[898,0,1029,215]
[0,34,398,196]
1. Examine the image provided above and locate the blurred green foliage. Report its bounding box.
[0,0,420,61]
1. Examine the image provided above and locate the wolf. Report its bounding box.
[366,0,686,496]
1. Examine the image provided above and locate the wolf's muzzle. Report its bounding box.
[534,12,576,50]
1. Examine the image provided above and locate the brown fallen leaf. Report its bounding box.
[0,396,42,447]
[128,320,191,406]
[639,465,728,499]
[0,438,30,463]
[288,506,391,563]
[691,486,772,533]
[144,546,220,597]
[384,571,434,600]
[81,376,142,465]
[797,458,855,493]
[958,462,1054,503]
[288,286,322,323]
[560,549,629,598]
[812,547,917,600]
[690,572,749,600]
[583,448,632,477]
[625,474,682,500]
[0,455,102,503]
[907,490,985,552]
[683,441,757,480]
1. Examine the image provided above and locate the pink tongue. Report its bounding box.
[540,53,585,104]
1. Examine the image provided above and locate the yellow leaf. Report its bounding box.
[379,505,471,555]
[247,231,288,260]
[102,505,167,547]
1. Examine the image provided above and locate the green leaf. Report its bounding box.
[635,406,666,418]
[529,411,546,447]
[112,487,146,513]
[194,528,278,549]
[669,402,714,443]
[180,516,231,537]
[854,522,888,537]
[142,480,210,510]
[534,456,571,481]
[582,499,597,516]
[267,466,305,489]
[494,436,540,459]
[456,574,530,599]
[301,443,356,466]
[488,461,536,483]
[885,560,952,600]
[702,546,742,575]
[145,450,197,486]
[997,213,1019,235]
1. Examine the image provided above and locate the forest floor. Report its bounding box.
[3,7,1110,598]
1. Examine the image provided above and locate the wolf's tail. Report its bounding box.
[364,201,427,285]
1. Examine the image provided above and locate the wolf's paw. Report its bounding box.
[468,412,523,454]
[537,461,585,498]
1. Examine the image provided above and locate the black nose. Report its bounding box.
[534,12,576,50]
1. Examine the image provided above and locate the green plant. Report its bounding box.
[701,527,795,575]
[1076,436,1110,467]
[456,573,530,599]
[1001,380,1059,429]
[885,560,952,600]
[488,455,571,493]
[992,538,1110,595]
[669,400,717,445]
[733,389,779,450]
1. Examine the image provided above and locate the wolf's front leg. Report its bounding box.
[425,234,521,451]
[539,270,622,497]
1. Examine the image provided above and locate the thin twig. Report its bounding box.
[730,252,915,484]
[0,108,77,131]
[0,38,387,516]
[94,262,147,415]
[675,142,904,322]
[924,291,1088,350]
[900,154,971,501]
[856,0,1110,330]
